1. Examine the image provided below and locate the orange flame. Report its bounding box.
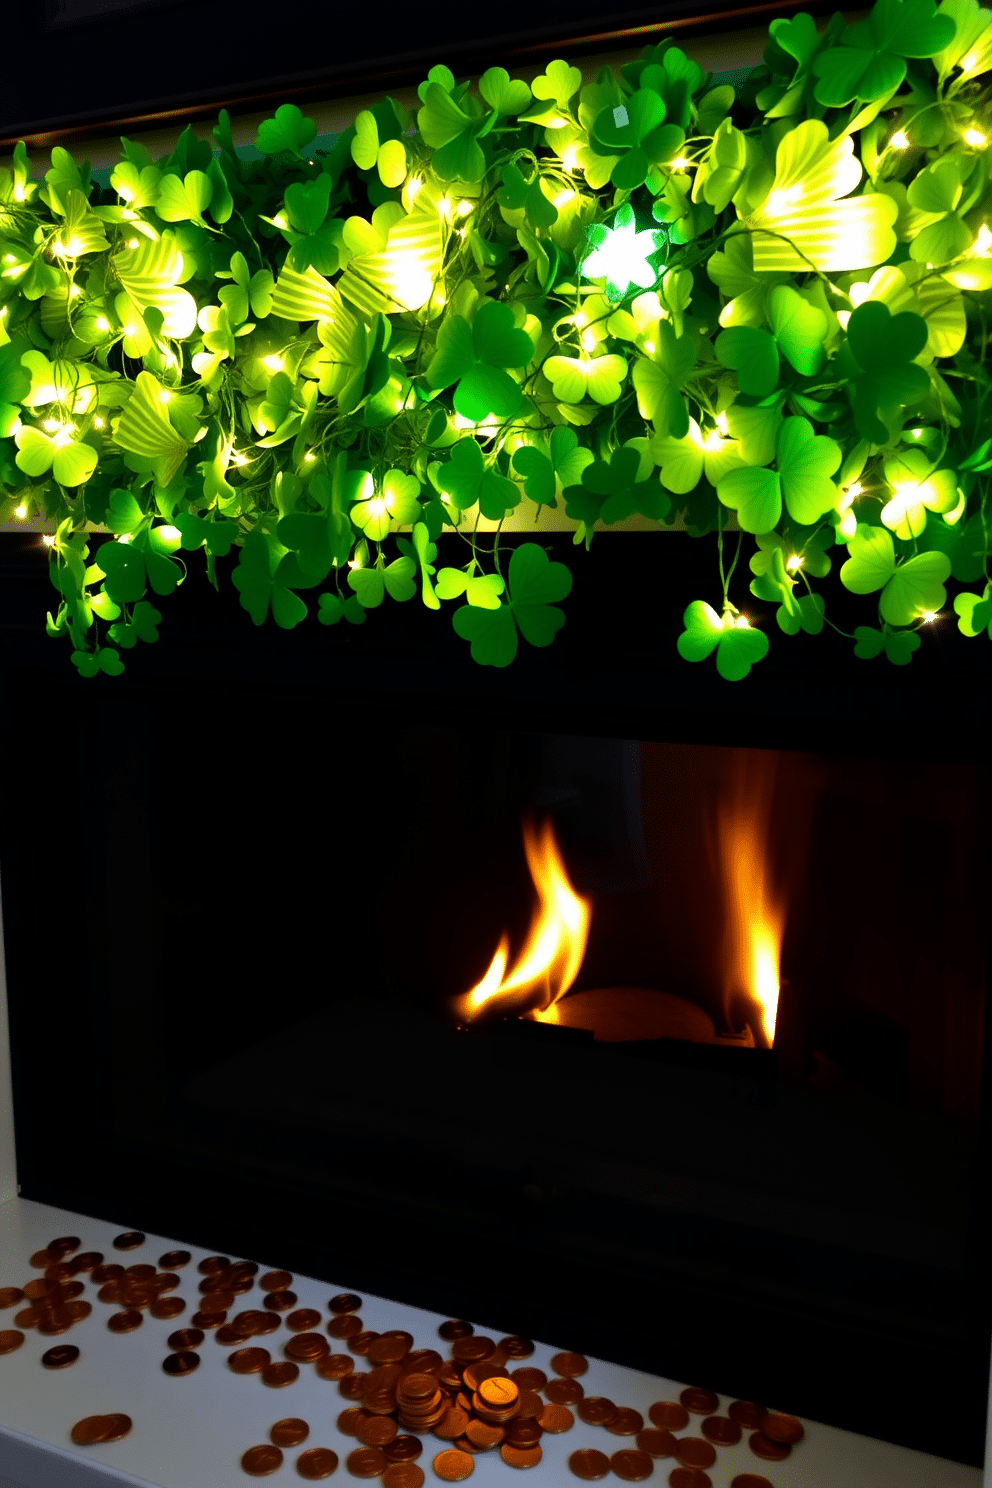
[717,756,785,1046]
[455,818,591,1022]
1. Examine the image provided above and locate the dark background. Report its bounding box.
[1,0,812,144]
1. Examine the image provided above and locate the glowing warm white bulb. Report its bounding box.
[456,199,474,217]
[61,237,84,257]
[43,417,59,432]
[562,147,578,173]
[974,223,992,257]
[962,51,978,70]
[303,451,316,463]
[846,481,864,498]
[702,431,723,451]
[554,189,575,207]
[231,451,248,467]
[68,283,82,298]
[734,615,750,629]
[14,503,26,519]
[262,354,284,373]
[43,534,56,547]
[406,177,422,198]
[126,238,139,250]
[3,253,16,264]
[93,416,105,429]
[670,156,690,170]
[13,183,25,202]
[438,196,452,219]
[95,316,110,331]
[643,339,656,354]
[786,554,803,572]
[572,310,588,329]
[921,609,939,622]
[965,128,987,147]
[716,412,729,434]
[158,388,172,403]
[272,212,289,231]
[580,329,596,352]
[890,130,910,150]
[765,186,801,214]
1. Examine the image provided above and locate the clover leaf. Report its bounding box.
[425,300,533,421]
[677,600,770,680]
[435,567,506,609]
[452,542,572,665]
[318,593,367,626]
[718,416,840,534]
[511,428,595,507]
[15,426,98,488]
[108,600,162,648]
[631,321,694,437]
[543,352,628,407]
[749,543,826,634]
[954,586,992,638]
[417,82,490,182]
[564,444,669,529]
[347,555,417,607]
[156,170,213,228]
[174,511,238,557]
[880,448,959,538]
[431,438,520,521]
[71,646,125,678]
[256,104,317,156]
[812,0,955,106]
[530,58,583,111]
[350,469,422,541]
[0,342,30,437]
[651,419,745,493]
[231,530,308,628]
[496,161,558,231]
[839,300,929,445]
[840,522,951,623]
[852,625,922,663]
[590,88,686,191]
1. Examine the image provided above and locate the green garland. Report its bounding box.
[2,0,992,679]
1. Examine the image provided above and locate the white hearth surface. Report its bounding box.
[0,1196,982,1488]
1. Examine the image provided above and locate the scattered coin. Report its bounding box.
[636,1428,678,1457]
[433,1448,475,1481]
[159,1250,191,1269]
[385,1435,423,1461]
[339,1373,368,1400]
[545,1378,583,1405]
[500,1443,542,1469]
[286,1333,330,1362]
[168,1329,204,1351]
[568,1447,611,1480]
[112,1232,145,1250]
[578,1397,618,1427]
[71,1416,112,1446]
[701,1415,742,1445]
[498,1336,534,1359]
[0,1329,25,1354]
[608,1408,644,1436]
[14,1307,39,1329]
[749,1432,791,1461]
[537,1405,573,1434]
[42,1345,79,1368]
[318,1353,355,1381]
[347,1446,388,1478]
[163,1349,201,1376]
[504,1418,541,1448]
[550,1351,588,1378]
[102,1414,133,1442]
[270,1417,310,1447]
[108,1311,143,1334]
[242,1443,283,1476]
[264,1290,297,1313]
[610,1449,654,1482]
[728,1402,766,1431]
[451,1337,494,1364]
[731,1477,774,1488]
[669,1471,712,1488]
[675,1437,717,1469]
[438,1320,474,1341]
[0,1288,25,1309]
[199,1256,230,1275]
[230,1347,271,1374]
[464,1419,505,1450]
[296,1447,339,1479]
[511,1367,546,1391]
[680,1388,719,1415]
[150,1298,185,1320]
[515,1390,544,1420]
[329,1292,361,1313]
[383,1465,424,1488]
[358,1416,398,1447]
[328,1315,363,1340]
[260,1271,292,1293]
[73,1253,103,1272]
[761,1412,804,1445]
[192,1310,227,1330]
[263,1361,299,1387]
[350,1331,380,1356]
[47,1236,81,1257]
[288,1309,322,1332]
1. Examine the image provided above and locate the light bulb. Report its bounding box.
[68,284,82,298]
[303,451,315,463]
[127,238,139,250]
[13,183,25,202]
[43,534,56,547]
[643,339,655,354]
[456,199,474,217]
[670,156,690,170]
[231,452,248,467]
[890,130,910,150]
[262,354,284,373]
[43,417,59,432]
[716,412,728,434]
[921,609,939,622]
[965,128,987,147]
[580,329,596,352]
[974,223,992,257]
[846,481,863,498]
[572,310,588,328]
[406,177,422,198]
[93,416,105,430]
[14,503,26,519]
[95,316,110,331]
[438,196,451,219]
[554,189,575,207]
[962,52,978,70]
[158,388,172,403]
[562,147,578,173]
[786,554,803,572]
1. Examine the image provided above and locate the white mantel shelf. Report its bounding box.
[0,1195,982,1488]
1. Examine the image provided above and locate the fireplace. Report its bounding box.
[1,528,990,1472]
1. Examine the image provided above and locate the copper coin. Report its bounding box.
[450,1336,494,1364]
[610,1450,654,1482]
[405,1350,443,1374]
[464,1420,505,1450]
[510,1367,546,1391]
[263,1361,299,1387]
[168,1328,204,1350]
[30,1249,54,1268]
[761,1412,804,1445]
[338,1408,366,1435]
[438,1320,473,1341]
[41,1344,79,1368]
[504,1418,541,1448]
[675,1438,716,1469]
[478,1376,519,1408]
[382,1466,424,1488]
[199,1255,230,1275]
[102,1414,132,1442]
[47,1236,81,1257]
[271,1417,310,1447]
[159,1250,191,1269]
[297,1447,340,1479]
[74,1252,104,1272]
[93,1263,125,1283]
[464,1361,510,1392]
[126,1263,155,1280]
[358,1416,398,1448]
[568,1448,611,1480]
[670,1472,711,1488]
[318,1354,354,1381]
[14,1307,39,1328]
[350,1331,380,1356]
[152,1273,181,1294]
[108,1310,143,1334]
[230,1346,271,1374]
[260,1271,293,1293]
[550,1351,588,1377]
[347,1446,388,1478]
[749,1432,791,1461]
[680,1388,719,1416]
[500,1443,542,1469]
[202,1287,237,1308]
[151,1298,185,1320]
[728,1402,766,1430]
[637,1429,678,1457]
[546,1377,584,1405]
[0,1329,25,1353]
[164,1349,200,1375]
[230,1262,259,1279]
[329,1292,361,1313]
[112,1232,145,1250]
[435,1404,470,1440]
[537,1404,573,1433]
[286,1332,330,1362]
[71,1415,112,1445]
[649,1402,689,1430]
[288,1309,322,1332]
[432,1448,474,1481]
[498,1336,534,1359]
[254,1312,282,1336]
[193,1310,227,1330]
[609,1408,645,1436]
[730,1478,773,1488]
[515,1390,545,1419]
[242,1444,284,1476]
[339,1373,368,1400]
[46,1263,77,1281]
[328,1315,363,1339]
[0,1287,25,1309]
[578,1397,618,1426]
[399,1372,438,1401]
[385,1436,423,1462]
[217,1324,248,1345]
[367,1335,410,1366]
[264,1290,297,1312]
[701,1415,742,1445]
[67,1300,91,1321]
[234,1310,273,1335]
[24,1278,56,1300]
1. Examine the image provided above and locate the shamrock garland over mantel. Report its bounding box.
[2,0,992,679]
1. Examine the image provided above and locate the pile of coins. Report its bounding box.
[1,1230,808,1486]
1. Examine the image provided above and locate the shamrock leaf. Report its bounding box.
[511,427,595,506]
[317,593,367,626]
[496,161,558,231]
[631,321,694,438]
[591,88,686,191]
[841,300,929,444]
[347,555,417,607]
[749,543,825,634]
[426,301,533,421]
[115,230,198,339]
[256,104,317,156]
[479,67,532,117]
[651,418,745,493]
[111,160,162,209]
[715,327,780,396]
[677,600,770,680]
[15,425,98,487]
[156,170,213,228]
[417,82,489,182]
[350,112,408,189]
[564,444,669,527]
[840,522,951,623]
[435,568,506,609]
[543,353,628,406]
[879,449,958,538]
[231,530,308,628]
[113,372,195,488]
[852,625,922,663]
[108,599,162,648]
[433,437,520,521]
[71,646,125,677]
[0,342,30,436]
[452,542,572,666]
[173,511,238,556]
[812,0,955,106]
[530,58,583,111]
[953,587,992,638]
[581,203,665,303]
[717,417,840,533]
[350,469,422,540]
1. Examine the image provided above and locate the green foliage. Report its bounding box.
[3,0,992,683]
